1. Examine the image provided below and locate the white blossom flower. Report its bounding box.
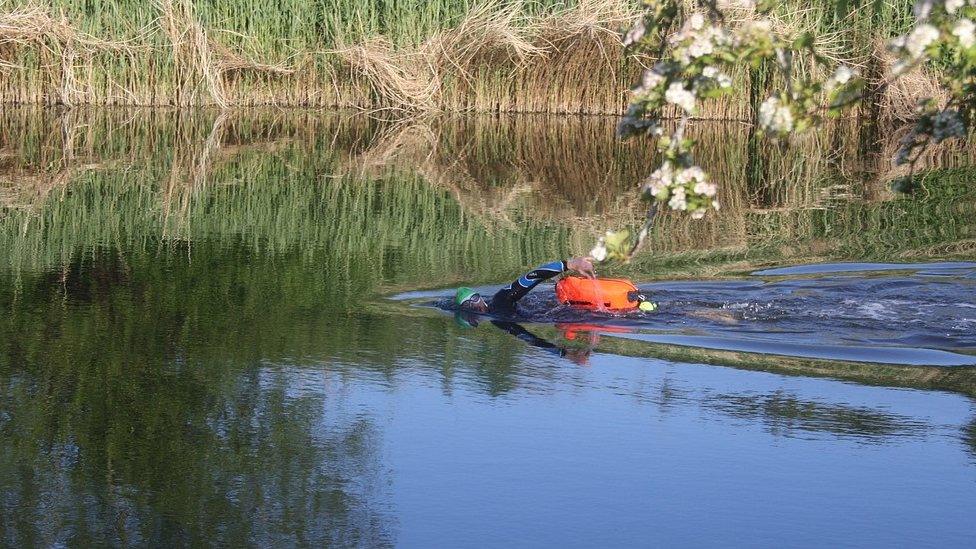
[589,239,608,262]
[953,19,976,48]
[623,19,646,47]
[890,35,907,49]
[645,162,674,197]
[671,22,730,64]
[712,200,721,211]
[634,67,666,94]
[676,166,705,185]
[833,65,855,84]
[739,19,772,38]
[691,209,706,219]
[668,186,687,211]
[946,0,965,15]
[665,82,697,114]
[758,96,794,134]
[906,24,940,58]
[693,180,718,197]
[688,12,706,31]
[891,59,910,76]
[914,0,933,20]
[687,34,716,59]
[826,65,858,91]
[702,66,733,88]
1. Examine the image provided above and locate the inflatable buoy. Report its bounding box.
[555,276,651,312]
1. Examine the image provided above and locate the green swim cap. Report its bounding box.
[455,287,478,306]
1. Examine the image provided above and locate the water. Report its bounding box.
[1,109,976,546]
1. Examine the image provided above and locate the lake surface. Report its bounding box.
[1,108,975,547]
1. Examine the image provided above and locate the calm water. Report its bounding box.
[1,109,976,546]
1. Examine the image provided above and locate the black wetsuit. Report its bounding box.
[490,320,563,357]
[489,260,567,315]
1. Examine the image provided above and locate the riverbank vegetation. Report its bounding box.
[0,0,941,115]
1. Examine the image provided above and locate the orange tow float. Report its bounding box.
[555,276,657,312]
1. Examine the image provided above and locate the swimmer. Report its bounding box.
[454,257,596,315]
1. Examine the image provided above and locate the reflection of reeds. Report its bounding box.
[1,107,974,276]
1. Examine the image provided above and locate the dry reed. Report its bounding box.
[0,0,945,115]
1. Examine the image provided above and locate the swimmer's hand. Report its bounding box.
[567,257,596,279]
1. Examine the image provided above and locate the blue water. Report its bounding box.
[370,359,974,547]
[366,263,976,546]
[5,252,976,546]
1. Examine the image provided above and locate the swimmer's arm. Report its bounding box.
[495,260,567,304]
[491,321,563,356]
[492,257,595,311]
[493,257,595,306]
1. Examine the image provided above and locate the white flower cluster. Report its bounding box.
[633,64,666,95]
[914,0,935,20]
[665,81,697,114]
[946,0,966,15]
[737,19,773,43]
[825,65,857,90]
[890,2,976,77]
[908,24,940,57]
[953,18,976,48]
[645,162,674,198]
[702,66,733,88]
[758,96,794,134]
[891,24,940,74]
[670,12,732,65]
[643,161,719,219]
[589,237,608,262]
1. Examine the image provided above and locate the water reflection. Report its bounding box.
[702,390,928,442]
[2,108,976,545]
[0,348,393,547]
[1,107,975,278]
[1,240,975,545]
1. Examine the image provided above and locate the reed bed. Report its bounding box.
[0,0,939,116]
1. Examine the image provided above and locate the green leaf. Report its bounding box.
[604,229,632,260]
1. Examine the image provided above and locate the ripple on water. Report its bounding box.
[416,262,976,366]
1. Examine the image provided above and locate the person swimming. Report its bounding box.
[454,257,596,315]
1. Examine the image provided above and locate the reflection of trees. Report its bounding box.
[702,389,928,442]
[964,417,976,462]
[0,251,394,546]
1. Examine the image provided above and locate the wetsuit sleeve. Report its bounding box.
[491,321,563,357]
[490,260,566,312]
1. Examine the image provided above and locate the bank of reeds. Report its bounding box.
[0,0,943,116]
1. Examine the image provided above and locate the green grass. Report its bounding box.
[0,0,930,112]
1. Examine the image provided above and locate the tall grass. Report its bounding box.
[0,0,936,115]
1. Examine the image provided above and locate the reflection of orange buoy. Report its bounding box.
[556,323,634,341]
[555,276,646,311]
